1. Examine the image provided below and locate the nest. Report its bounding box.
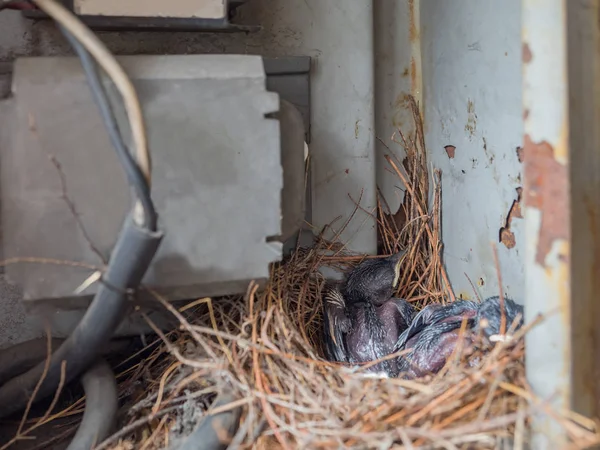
[9,97,598,450]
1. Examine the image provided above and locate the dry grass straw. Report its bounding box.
[10,96,598,450]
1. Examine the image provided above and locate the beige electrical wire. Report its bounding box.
[32,0,152,187]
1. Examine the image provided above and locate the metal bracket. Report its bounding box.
[263,56,311,143]
[22,0,259,33]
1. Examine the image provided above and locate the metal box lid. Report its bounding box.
[0,54,283,305]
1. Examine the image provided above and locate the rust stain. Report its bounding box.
[482,137,494,165]
[344,168,350,174]
[465,100,477,138]
[402,67,409,78]
[500,187,523,249]
[513,187,523,218]
[516,146,524,163]
[410,57,417,91]
[394,93,410,108]
[500,229,517,249]
[523,109,530,120]
[457,292,472,301]
[392,93,411,128]
[523,135,569,266]
[522,42,533,63]
[408,0,420,42]
[444,145,456,159]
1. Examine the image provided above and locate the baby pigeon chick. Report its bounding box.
[395,297,524,379]
[476,295,524,341]
[322,252,415,376]
[395,301,479,378]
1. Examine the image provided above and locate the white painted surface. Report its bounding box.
[523,0,571,446]
[420,0,525,303]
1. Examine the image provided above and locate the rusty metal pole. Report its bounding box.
[522,0,570,447]
[524,0,600,447]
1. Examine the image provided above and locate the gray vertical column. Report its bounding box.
[522,0,571,447]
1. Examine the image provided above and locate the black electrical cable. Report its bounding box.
[0,338,63,385]
[0,337,135,386]
[0,217,163,418]
[0,1,162,425]
[60,26,158,231]
[67,359,118,450]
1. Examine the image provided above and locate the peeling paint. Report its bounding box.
[513,188,523,218]
[444,145,456,159]
[408,0,419,42]
[516,146,524,163]
[465,99,477,138]
[482,137,495,165]
[523,136,569,266]
[500,187,523,249]
[500,230,517,249]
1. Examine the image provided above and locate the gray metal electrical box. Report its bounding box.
[0,54,307,308]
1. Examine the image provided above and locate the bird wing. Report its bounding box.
[394,304,441,351]
[388,297,416,327]
[397,321,474,378]
[322,285,350,363]
[394,301,479,351]
[477,296,524,336]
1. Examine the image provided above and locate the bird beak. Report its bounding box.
[393,261,401,288]
[329,320,338,345]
